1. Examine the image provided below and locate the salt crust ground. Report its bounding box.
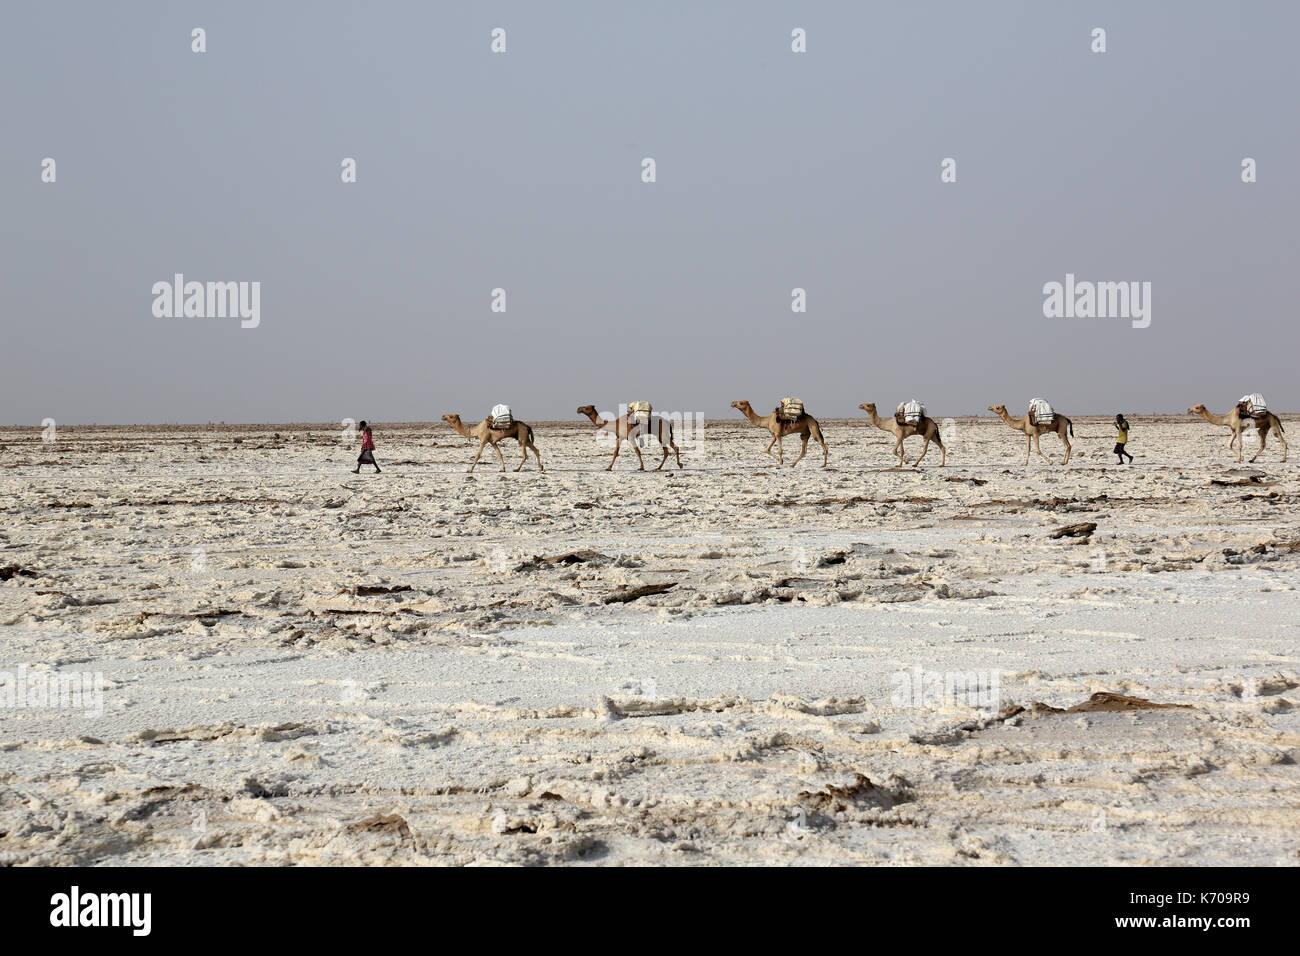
[1,416,1296,865]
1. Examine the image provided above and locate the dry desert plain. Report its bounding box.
[0,413,1297,866]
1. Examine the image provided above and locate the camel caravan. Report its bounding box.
[576,402,683,471]
[731,397,829,467]
[1188,395,1287,463]
[441,406,543,473]
[988,399,1074,466]
[858,401,946,467]
[431,392,1289,471]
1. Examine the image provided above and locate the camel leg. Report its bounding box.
[1033,433,1052,463]
[1250,426,1267,463]
[492,440,506,472]
[790,433,809,467]
[607,436,620,471]
[936,436,946,467]
[914,437,930,467]
[1277,424,1288,463]
[514,437,528,472]
[1024,436,1032,466]
[776,435,784,465]
[652,424,671,471]
[529,438,544,472]
[894,436,907,466]
[632,440,645,471]
[1060,432,1071,465]
[672,440,682,469]
[813,426,828,467]
[469,439,487,473]
[1233,427,1243,462]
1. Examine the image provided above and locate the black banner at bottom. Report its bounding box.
[0,865,1277,942]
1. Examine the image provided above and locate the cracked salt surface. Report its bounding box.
[1,417,1297,864]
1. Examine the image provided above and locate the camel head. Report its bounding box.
[576,405,597,418]
[859,403,877,414]
[441,413,462,427]
[730,400,751,412]
[1187,404,1206,415]
[988,404,1008,416]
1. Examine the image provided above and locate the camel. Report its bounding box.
[730,400,828,467]
[576,405,682,471]
[988,404,1073,465]
[441,413,543,473]
[858,403,946,466]
[1188,404,1287,463]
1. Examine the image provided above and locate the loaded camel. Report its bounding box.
[441,414,543,473]
[1188,404,1287,463]
[858,403,946,467]
[988,404,1073,465]
[730,400,828,467]
[576,405,682,471]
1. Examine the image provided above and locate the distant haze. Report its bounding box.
[3,1,1297,424]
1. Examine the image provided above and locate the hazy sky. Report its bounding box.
[3,1,1297,424]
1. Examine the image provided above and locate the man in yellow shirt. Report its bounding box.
[1114,414,1134,464]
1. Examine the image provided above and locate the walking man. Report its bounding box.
[353,420,381,474]
[1113,414,1134,465]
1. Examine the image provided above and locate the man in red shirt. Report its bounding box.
[353,420,381,474]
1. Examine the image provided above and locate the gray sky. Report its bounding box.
[3,1,1297,424]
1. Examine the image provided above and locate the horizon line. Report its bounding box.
[3,409,1277,429]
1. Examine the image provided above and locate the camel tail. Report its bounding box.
[1068,420,1074,438]
[1277,418,1285,434]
